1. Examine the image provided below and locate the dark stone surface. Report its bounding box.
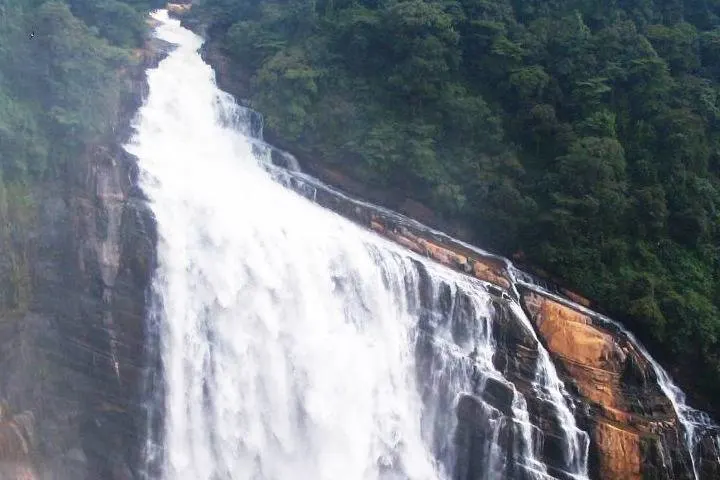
[481,378,514,417]
[454,394,514,480]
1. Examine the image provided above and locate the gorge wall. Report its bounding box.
[0,29,170,479]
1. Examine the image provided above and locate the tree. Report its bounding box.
[379,0,460,102]
[255,47,322,140]
[549,137,628,231]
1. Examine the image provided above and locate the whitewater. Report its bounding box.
[125,10,595,480]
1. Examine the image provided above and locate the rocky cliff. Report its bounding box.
[520,291,710,480]
[0,30,171,479]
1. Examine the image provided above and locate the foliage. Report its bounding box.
[197,0,720,408]
[0,0,157,175]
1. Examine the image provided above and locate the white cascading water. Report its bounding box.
[127,13,438,479]
[127,10,593,480]
[508,302,590,476]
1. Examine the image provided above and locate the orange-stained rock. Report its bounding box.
[524,292,637,404]
[370,220,385,234]
[167,3,192,15]
[523,292,631,410]
[357,213,513,289]
[521,289,684,479]
[471,259,512,290]
[595,422,641,480]
[393,235,424,255]
[561,288,592,307]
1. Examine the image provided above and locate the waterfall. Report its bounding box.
[126,10,593,480]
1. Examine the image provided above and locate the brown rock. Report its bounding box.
[595,422,641,480]
[521,289,687,479]
[471,259,512,290]
[167,3,192,16]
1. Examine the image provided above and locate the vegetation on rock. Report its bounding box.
[0,0,160,310]
[192,0,720,411]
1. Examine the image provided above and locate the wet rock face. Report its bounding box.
[0,145,153,480]
[412,263,582,478]
[697,434,720,478]
[453,394,515,480]
[65,144,156,480]
[411,265,712,480]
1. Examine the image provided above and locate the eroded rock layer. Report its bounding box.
[520,290,686,479]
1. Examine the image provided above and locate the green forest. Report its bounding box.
[192,0,720,410]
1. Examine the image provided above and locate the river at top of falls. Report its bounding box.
[126,9,594,480]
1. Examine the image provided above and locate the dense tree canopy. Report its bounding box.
[193,0,720,411]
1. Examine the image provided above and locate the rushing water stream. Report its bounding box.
[124,9,719,480]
